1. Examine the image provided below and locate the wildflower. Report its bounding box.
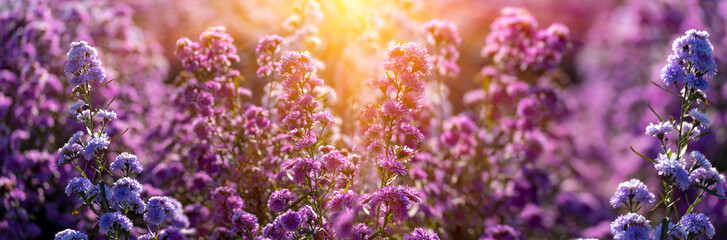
[384,42,431,76]
[283,157,321,185]
[88,183,113,203]
[64,41,101,77]
[54,229,87,240]
[361,185,421,224]
[378,157,408,176]
[690,151,713,169]
[351,224,372,240]
[654,153,691,190]
[321,150,349,172]
[83,133,109,160]
[645,121,674,137]
[212,187,244,223]
[109,152,143,175]
[688,108,711,128]
[268,189,297,213]
[231,210,258,235]
[610,213,651,240]
[65,177,92,196]
[404,228,440,240]
[660,61,686,86]
[145,196,177,226]
[276,209,302,231]
[610,179,655,209]
[69,100,85,114]
[398,123,425,142]
[678,213,715,238]
[99,212,133,233]
[327,190,358,212]
[671,30,717,79]
[111,177,143,205]
[261,222,292,240]
[689,167,725,196]
[256,35,285,54]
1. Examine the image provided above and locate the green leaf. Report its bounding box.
[649,199,664,213]
[692,184,727,199]
[647,104,664,122]
[685,197,703,215]
[631,146,658,164]
[316,91,330,101]
[651,80,679,97]
[108,128,129,141]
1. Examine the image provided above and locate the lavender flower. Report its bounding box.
[327,190,357,212]
[111,177,143,205]
[65,177,91,196]
[212,187,244,224]
[283,157,321,185]
[109,152,143,175]
[99,212,133,233]
[384,42,431,76]
[404,228,440,240]
[268,189,297,213]
[351,223,372,240]
[654,154,691,190]
[690,151,713,169]
[610,179,655,209]
[276,209,302,231]
[83,133,109,160]
[689,167,725,195]
[54,229,87,240]
[378,157,408,176]
[231,209,258,235]
[688,108,711,128]
[361,185,421,224]
[145,196,177,226]
[261,222,292,240]
[678,213,715,238]
[610,213,651,240]
[671,30,717,79]
[645,121,674,137]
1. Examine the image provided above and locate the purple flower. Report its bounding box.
[404,228,440,240]
[690,151,713,169]
[654,154,691,190]
[660,61,686,86]
[671,29,717,79]
[351,223,372,240]
[65,177,91,196]
[384,42,431,76]
[327,190,358,212]
[276,209,302,231]
[231,210,258,235]
[398,123,424,142]
[283,157,321,185]
[361,185,421,224]
[689,167,725,196]
[145,196,177,226]
[157,227,184,240]
[678,213,715,238]
[88,183,113,203]
[64,41,101,78]
[212,187,244,223]
[99,212,133,233]
[54,229,87,240]
[111,177,143,205]
[610,179,655,209]
[610,213,651,240]
[261,222,293,240]
[321,150,349,172]
[688,108,711,128]
[268,189,297,213]
[378,157,408,176]
[83,133,109,160]
[645,121,674,137]
[109,152,143,175]
[256,35,285,55]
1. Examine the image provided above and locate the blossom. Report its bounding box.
[83,133,109,160]
[109,152,143,175]
[398,123,424,142]
[231,210,258,235]
[99,212,133,233]
[157,227,184,240]
[351,223,372,240]
[610,179,655,209]
[678,213,715,238]
[690,151,713,169]
[88,184,113,203]
[276,209,302,231]
[378,157,408,176]
[327,190,358,212]
[644,121,674,137]
[384,42,431,76]
[688,108,711,128]
[54,229,87,240]
[261,222,292,240]
[64,41,101,78]
[212,187,244,223]
[654,153,691,190]
[145,196,177,225]
[283,157,321,185]
[610,213,651,240]
[671,29,717,79]
[321,150,349,172]
[256,35,285,54]
[689,167,725,196]
[65,177,91,196]
[69,100,85,114]
[268,189,297,213]
[404,228,440,240]
[111,177,143,205]
[361,185,421,224]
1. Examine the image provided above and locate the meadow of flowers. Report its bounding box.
[2,0,727,239]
